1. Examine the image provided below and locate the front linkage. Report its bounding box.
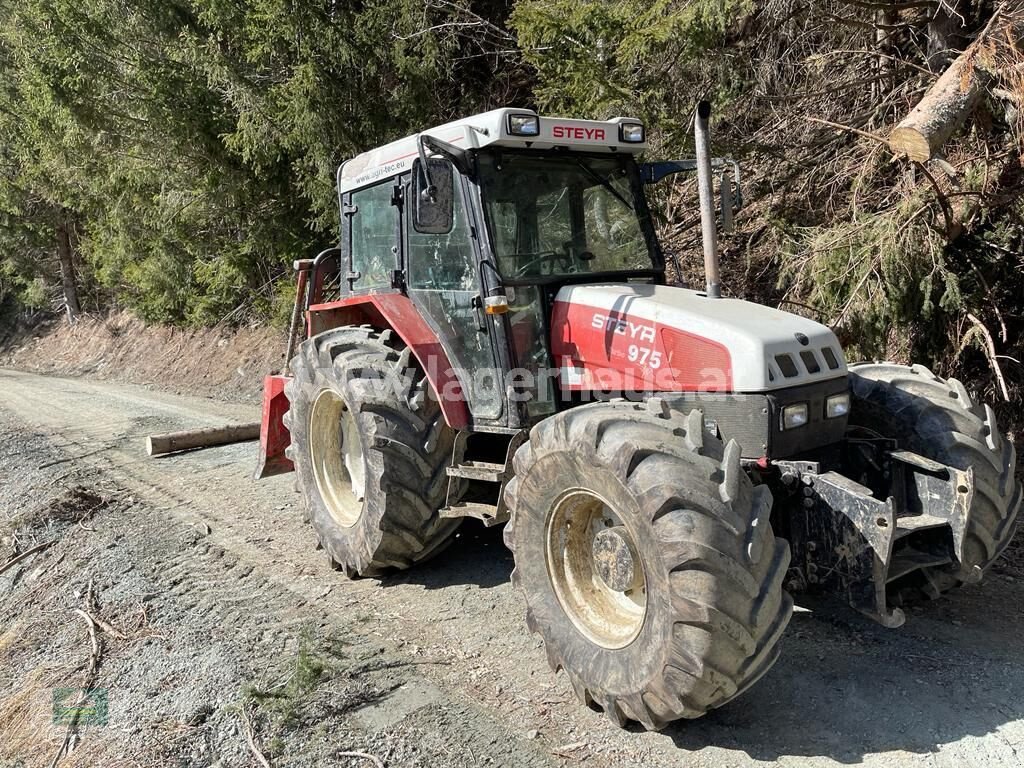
[771,443,974,627]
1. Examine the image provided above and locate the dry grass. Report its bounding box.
[0,620,24,659]
[0,635,125,768]
[0,665,67,763]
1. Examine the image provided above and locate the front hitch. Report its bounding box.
[780,449,975,627]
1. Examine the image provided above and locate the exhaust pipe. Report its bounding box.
[695,101,721,299]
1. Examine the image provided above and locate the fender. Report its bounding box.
[308,294,471,430]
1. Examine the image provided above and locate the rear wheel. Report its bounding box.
[284,325,460,576]
[849,363,1021,597]
[504,399,793,729]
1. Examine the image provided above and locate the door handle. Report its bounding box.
[471,295,486,332]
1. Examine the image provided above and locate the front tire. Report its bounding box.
[849,362,1021,595]
[504,399,793,730]
[284,325,460,576]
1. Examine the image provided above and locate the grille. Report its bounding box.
[775,354,799,378]
[775,346,843,379]
[822,346,841,370]
[800,350,821,374]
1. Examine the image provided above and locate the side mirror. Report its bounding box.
[413,158,454,234]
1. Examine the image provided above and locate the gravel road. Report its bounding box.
[1,367,1022,767]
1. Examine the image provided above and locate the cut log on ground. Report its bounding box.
[147,423,260,457]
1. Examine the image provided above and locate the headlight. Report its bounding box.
[826,392,851,419]
[507,114,540,136]
[619,123,645,143]
[781,403,809,430]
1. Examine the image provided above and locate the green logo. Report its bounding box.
[53,688,108,726]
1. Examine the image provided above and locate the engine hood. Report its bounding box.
[549,283,847,393]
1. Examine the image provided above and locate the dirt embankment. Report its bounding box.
[0,313,288,405]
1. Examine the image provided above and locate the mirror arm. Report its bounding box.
[641,160,697,184]
[416,134,436,203]
[641,158,740,188]
[421,135,470,175]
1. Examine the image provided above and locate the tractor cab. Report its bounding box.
[258,107,850,472]
[296,109,673,432]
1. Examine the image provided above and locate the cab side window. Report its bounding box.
[404,179,502,420]
[349,181,397,290]
[407,184,474,291]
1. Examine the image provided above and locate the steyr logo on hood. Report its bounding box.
[591,313,656,343]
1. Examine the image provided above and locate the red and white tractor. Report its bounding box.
[255,103,1019,730]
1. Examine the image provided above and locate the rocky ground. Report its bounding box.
[1,367,1023,768]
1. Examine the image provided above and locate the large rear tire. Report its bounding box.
[849,363,1021,595]
[504,399,793,730]
[284,325,460,576]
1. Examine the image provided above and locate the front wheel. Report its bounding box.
[849,362,1020,596]
[503,399,793,730]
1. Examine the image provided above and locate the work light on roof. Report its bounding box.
[619,123,645,143]
[507,114,540,137]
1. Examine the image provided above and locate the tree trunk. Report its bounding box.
[56,212,80,324]
[146,423,261,456]
[872,3,899,116]
[888,6,1014,162]
[889,44,989,161]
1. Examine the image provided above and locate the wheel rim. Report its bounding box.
[308,388,366,528]
[545,489,647,649]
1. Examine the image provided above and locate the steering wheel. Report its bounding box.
[509,250,572,277]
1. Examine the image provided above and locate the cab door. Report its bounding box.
[404,164,504,422]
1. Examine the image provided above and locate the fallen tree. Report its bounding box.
[888,48,989,162]
[889,8,1019,162]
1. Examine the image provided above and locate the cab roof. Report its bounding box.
[337,108,647,194]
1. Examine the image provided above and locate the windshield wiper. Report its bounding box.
[572,159,633,211]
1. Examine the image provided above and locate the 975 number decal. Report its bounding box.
[627,345,662,368]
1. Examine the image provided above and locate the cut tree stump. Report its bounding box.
[147,423,260,457]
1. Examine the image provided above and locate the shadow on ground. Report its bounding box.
[664,575,1024,763]
[382,520,513,591]
[387,523,1024,764]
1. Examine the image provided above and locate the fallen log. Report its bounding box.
[888,48,989,162]
[888,9,1012,162]
[146,423,260,457]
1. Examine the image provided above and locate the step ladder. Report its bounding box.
[437,430,526,527]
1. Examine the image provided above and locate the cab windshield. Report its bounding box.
[477,153,654,280]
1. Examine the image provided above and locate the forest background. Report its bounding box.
[1,0,1022,415]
